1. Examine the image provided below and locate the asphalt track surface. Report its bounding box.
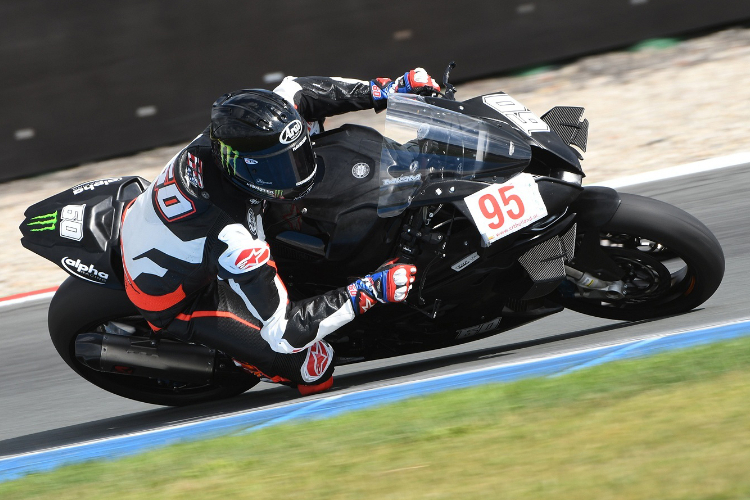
[1,162,748,457]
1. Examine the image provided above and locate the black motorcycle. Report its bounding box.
[20,66,725,406]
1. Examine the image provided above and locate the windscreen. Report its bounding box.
[378,94,530,217]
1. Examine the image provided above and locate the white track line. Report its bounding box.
[0,290,57,309]
[591,151,750,188]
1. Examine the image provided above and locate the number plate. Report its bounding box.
[464,173,547,245]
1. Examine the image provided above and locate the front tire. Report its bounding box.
[555,193,725,321]
[48,277,259,406]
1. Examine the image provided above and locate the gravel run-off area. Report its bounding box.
[2,26,749,298]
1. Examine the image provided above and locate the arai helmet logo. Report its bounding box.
[244,158,258,165]
[279,120,303,144]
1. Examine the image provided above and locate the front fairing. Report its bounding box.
[378,94,532,217]
[458,93,584,171]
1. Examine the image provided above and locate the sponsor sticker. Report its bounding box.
[382,174,421,186]
[234,246,270,271]
[246,208,257,236]
[358,293,376,314]
[71,177,122,195]
[59,204,85,241]
[301,341,333,383]
[292,135,308,151]
[61,257,109,284]
[352,162,370,179]
[456,317,501,340]
[451,252,479,272]
[218,224,271,273]
[186,153,204,189]
[26,211,57,232]
[482,93,549,136]
[464,173,547,246]
[279,120,303,144]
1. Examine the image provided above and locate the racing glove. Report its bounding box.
[394,68,441,96]
[347,263,418,315]
[370,68,441,110]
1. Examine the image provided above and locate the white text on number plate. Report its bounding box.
[464,174,547,245]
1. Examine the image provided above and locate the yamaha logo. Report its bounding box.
[352,162,370,179]
[279,120,303,144]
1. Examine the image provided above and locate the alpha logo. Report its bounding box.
[235,246,270,271]
[27,211,57,232]
[301,340,333,383]
[72,177,122,195]
[351,162,370,179]
[61,257,109,284]
[279,120,303,144]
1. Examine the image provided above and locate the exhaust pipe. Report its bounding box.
[75,333,216,384]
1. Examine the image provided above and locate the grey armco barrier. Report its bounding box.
[2,1,749,182]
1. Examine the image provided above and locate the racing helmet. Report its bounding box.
[210,89,316,201]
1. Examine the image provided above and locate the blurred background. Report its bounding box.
[3,0,750,182]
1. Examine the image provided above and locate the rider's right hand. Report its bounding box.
[394,68,441,96]
[347,263,418,315]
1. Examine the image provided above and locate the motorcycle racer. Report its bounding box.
[119,69,440,395]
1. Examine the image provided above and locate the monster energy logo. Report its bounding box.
[27,211,58,231]
[274,190,283,198]
[219,141,240,175]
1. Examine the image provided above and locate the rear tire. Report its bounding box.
[48,277,258,406]
[555,193,724,321]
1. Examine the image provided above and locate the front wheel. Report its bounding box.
[554,193,725,321]
[48,277,259,406]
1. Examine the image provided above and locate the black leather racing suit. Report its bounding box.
[120,76,385,385]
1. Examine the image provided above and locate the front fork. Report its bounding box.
[564,265,625,300]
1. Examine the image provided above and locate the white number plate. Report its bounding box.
[464,174,547,246]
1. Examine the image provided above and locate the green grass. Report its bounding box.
[4,336,750,499]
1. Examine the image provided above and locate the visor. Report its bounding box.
[218,137,316,200]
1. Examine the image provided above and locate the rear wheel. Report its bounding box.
[555,193,724,321]
[48,277,259,406]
